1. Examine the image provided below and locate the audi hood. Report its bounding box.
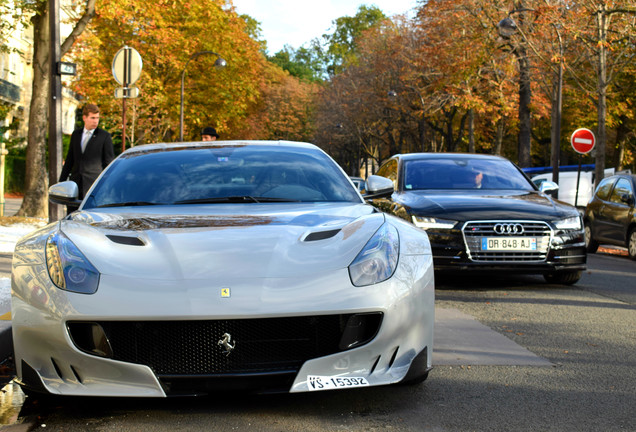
[394,189,580,222]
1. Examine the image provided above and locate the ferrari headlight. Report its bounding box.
[412,216,457,230]
[554,216,582,230]
[349,223,399,287]
[46,232,100,294]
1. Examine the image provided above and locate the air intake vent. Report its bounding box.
[106,235,145,246]
[303,229,341,242]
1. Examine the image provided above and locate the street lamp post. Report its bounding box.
[179,51,227,142]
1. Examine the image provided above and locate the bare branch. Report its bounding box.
[61,0,96,55]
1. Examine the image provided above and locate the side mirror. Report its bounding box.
[49,181,82,206]
[620,193,635,206]
[539,180,559,196]
[363,175,394,199]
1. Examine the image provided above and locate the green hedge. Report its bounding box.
[3,153,25,194]
[2,135,72,194]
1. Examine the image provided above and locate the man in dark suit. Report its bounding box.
[59,104,115,208]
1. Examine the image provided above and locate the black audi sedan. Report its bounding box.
[370,153,587,284]
[584,173,636,260]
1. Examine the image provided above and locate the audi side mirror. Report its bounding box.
[539,180,559,196]
[363,175,394,199]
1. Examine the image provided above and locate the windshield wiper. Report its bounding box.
[174,196,301,204]
[174,196,261,204]
[96,201,164,208]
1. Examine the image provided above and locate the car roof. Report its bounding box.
[393,152,510,162]
[605,173,636,182]
[120,140,321,156]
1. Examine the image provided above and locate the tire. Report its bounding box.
[628,228,636,261]
[584,223,599,253]
[544,270,582,285]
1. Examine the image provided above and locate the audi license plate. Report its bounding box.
[482,237,536,251]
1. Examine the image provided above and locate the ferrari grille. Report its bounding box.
[462,221,552,262]
[83,315,375,375]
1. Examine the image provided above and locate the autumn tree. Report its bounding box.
[268,44,324,82]
[241,62,319,142]
[566,1,636,185]
[319,5,387,77]
[71,0,266,146]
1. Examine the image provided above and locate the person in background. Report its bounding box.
[59,103,114,211]
[201,127,219,141]
[474,170,484,188]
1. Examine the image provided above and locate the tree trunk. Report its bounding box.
[494,119,504,156]
[613,117,628,171]
[594,7,608,188]
[550,62,563,186]
[517,45,532,168]
[15,0,96,218]
[17,4,49,218]
[468,109,475,153]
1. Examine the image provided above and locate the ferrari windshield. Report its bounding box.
[403,158,535,191]
[83,144,361,209]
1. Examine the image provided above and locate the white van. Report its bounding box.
[532,169,615,208]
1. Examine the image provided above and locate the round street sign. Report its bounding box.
[570,128,596,154]
[112,46,143,86]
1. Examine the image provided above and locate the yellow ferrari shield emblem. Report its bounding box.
[221,288,230,298]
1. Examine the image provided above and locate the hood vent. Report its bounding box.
[303,229,341,242]
[106,234,145,246]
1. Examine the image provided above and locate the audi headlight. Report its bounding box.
[412,216,457,230]
[349,223,399,287]
[46,231,100,294]
[554,216,582,230]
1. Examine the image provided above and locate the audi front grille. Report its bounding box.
[462,220,552,262]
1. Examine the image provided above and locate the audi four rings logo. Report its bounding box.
[493,223,524,235]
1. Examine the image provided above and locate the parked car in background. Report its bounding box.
[11,141,435,397]
[584,173,636,260]
[371,153,587,285]
[350,176,366,192]
[531,168,615,208]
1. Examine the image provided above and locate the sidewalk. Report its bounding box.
[1,196,21,217]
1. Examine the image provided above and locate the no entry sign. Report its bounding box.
[571,128,595,154]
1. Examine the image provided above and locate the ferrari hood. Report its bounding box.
[61,203,384,280]
[396,189,579,221]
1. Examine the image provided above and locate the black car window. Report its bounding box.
[83,145,361,208]
[595,177,615,201]
[402,158,534,190]
[609,178,633,204]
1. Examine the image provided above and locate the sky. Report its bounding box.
[232,0,419,54]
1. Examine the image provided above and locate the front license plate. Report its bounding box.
[482,237,537,251]
[306,375,369,391]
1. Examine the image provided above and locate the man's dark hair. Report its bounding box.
[83,103,100,116]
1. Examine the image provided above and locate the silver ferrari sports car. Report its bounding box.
[11,141,434,397]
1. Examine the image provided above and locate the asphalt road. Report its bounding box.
[578,253,636,304]
[1,252,634,432]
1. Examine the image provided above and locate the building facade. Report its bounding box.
[1,1,82,142]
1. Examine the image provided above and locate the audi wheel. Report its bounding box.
[544,270,582,285]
